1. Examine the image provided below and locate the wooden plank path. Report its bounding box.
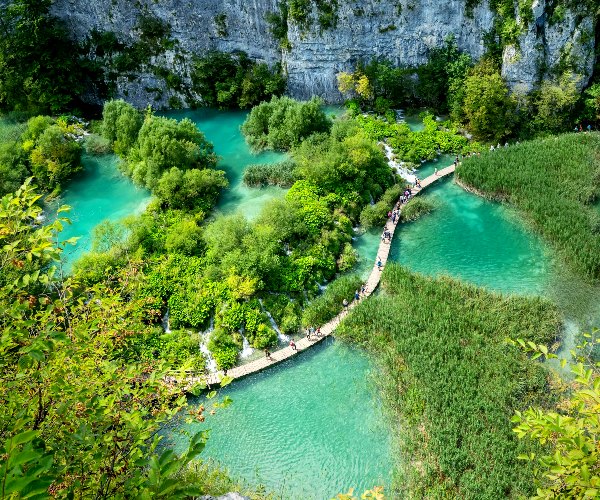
[179,164,456,389]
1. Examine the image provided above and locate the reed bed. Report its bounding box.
[457,132,600,280]
[242,160,298,187]
[337,265,561,499]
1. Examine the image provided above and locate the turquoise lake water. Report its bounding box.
[163,108,288,219]
[163,339,393,499]
[51,154,151,269]
[52,110,600,498]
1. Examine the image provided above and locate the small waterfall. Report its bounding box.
[382,143,417,183]
[161,310,171,333]
[258,299,290,343]
[240,336,255,358]
[199,317,218,373]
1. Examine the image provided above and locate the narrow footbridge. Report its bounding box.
[182,164,456,388]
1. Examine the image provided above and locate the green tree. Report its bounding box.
[27,123,82,187]
[155,167,228,211]
[512,334,600,499]
[0,180,212,498]
[101,99,143,156]
[126,115,218,190]
[583,83,600,123]
[533,73,580,133]
[241,96,331,151]
[462,60,515,141]
[0,0,88,113]
[165,219,204,255]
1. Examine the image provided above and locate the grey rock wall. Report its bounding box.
[51,0,596,107]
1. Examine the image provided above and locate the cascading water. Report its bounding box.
[382,143,416,183]
[161,310,171,333]
[199,317,218,373]
[258,299,290,343]
[240,336,255,358]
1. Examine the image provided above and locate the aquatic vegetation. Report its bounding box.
[457,132,600,280]
[242,159,298,187]
[337,264,562,498]
[400,197,434,222]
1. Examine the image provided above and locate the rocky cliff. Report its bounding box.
[50,0,597,107]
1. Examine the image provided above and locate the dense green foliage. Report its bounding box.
[511,333,600,499]
[190,51,286,109]
[0,115,83,196]
[301,274,362,327]
[0,0,93,113]
[84,101,397,369]
[0,181,224,499]
[457,132,600,279]
[359,185,402,229]
[461,60,516,141]
[241,96,332,151]
[98,100,228,211]
[356,113,473,163]
[243,160,298,187]
[337,265,561,498]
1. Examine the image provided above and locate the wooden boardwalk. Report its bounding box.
[181,164,456,389]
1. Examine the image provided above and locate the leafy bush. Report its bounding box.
[242,160,298,187]
[165,219,204,255]
[208,328,240,369]
[457,132,600,279]
[241,96,331,151]
[24,116,82,188]
[124,114,218,190]
[101,99,142,156]
[155,167,228,211]
[301,273,362,327]
[359,202,389,229]
[84,133,112,155]
[337,265,561,498]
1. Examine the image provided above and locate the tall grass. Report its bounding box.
[242,160,298,187]
[457,132,600,280]
[337,264,561,499]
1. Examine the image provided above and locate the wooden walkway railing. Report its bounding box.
[179,164,456,389]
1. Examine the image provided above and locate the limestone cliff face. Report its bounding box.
[51,0,596,107]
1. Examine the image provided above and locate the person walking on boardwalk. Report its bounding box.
[355,289,360,301]
[434,167,438,176]
[290,340,297,351]
[377,256,383,270]
[361,284,366,295]
[306,327,312,341]
[342,298,349,310]
[264,348,272,360]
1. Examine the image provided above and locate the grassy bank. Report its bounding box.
[456,132,600,280]
[337,265,561,499]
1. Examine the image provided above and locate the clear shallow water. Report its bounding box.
[352,172,600,331]
[50,154,150,270]
[162,339,393,499]
[163,108,287,219]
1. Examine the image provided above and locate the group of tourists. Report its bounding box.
[575,123,593,133]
